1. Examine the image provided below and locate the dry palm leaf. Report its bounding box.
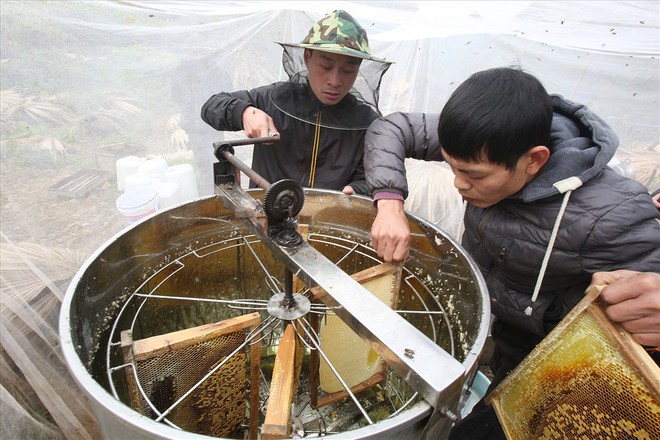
[100,91,147,117]
[0,235,85,319]
[169,127,189,152]
[163,149,194,163]
[33,136,68,157]
[616,147,660,190]
[0,88,24,120]
[1,89,75,125]
[167,113,181,132]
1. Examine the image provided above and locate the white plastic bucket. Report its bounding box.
[116,156,144,191]
[138,156,168,181]
[123,172,154,192]
[166,163,199,203]
[116,186,159,223]
[153,180,180,210]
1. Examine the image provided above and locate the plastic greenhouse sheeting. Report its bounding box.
[0,1,658,439]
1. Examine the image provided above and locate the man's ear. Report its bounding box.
[527,145,550,175]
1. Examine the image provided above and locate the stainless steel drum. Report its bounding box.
[59,189,489,439]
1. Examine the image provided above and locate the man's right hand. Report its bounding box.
[592,270,660,347]
[242,106,280,140]
[371,199,410,263]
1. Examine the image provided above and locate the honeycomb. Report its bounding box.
[126,329,248,437]
[487,292,660,440]
[318,270,396,393]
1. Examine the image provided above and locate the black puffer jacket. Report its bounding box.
[365,95,660,336]
[202,81,377,195]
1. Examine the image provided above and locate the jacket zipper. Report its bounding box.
[309,110,323,187]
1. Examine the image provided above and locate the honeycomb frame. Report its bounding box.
[486,286,660,439]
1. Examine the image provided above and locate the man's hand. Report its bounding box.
[371,199,410,263]
[242,106,280,140]
[652,192,660,210]
[591,270,660,347]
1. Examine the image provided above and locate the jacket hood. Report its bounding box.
[520,94,619,202]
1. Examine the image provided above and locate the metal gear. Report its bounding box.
[263,179,305,223]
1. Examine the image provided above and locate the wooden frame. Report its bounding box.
[308,262,402,408]
[486,286,660,439]
[261,323,304,439]
[121,312,261,439]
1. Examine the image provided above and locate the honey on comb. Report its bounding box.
[487,294,660,440]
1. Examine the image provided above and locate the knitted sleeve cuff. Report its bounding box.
[372,191,405,206]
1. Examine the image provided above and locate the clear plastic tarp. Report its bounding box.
[1,1,658,438]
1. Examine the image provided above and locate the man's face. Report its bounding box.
[441,148,533,208]
[304,49,361,106]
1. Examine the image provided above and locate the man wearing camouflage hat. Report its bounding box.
[202,10,391,195]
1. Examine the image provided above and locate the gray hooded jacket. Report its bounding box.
[365,95,660,336]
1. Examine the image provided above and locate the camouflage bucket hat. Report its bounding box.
[279,10,388,63]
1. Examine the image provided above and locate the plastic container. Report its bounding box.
[116,186,159,223]
[138,156,168,181]
[460,370,491,417]
[123,172,154,192]
[116,156,145,191]
[166,163,199,203]
[153,180,180,210]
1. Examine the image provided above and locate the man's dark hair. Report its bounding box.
[438,67,553,170]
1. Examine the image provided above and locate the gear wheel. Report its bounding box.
[263,179,305,223]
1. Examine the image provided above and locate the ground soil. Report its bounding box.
[1,159,136,257]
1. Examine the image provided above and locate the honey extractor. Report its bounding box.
[59,184,490,439]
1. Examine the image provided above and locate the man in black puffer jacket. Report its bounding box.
[364,67,660,439]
